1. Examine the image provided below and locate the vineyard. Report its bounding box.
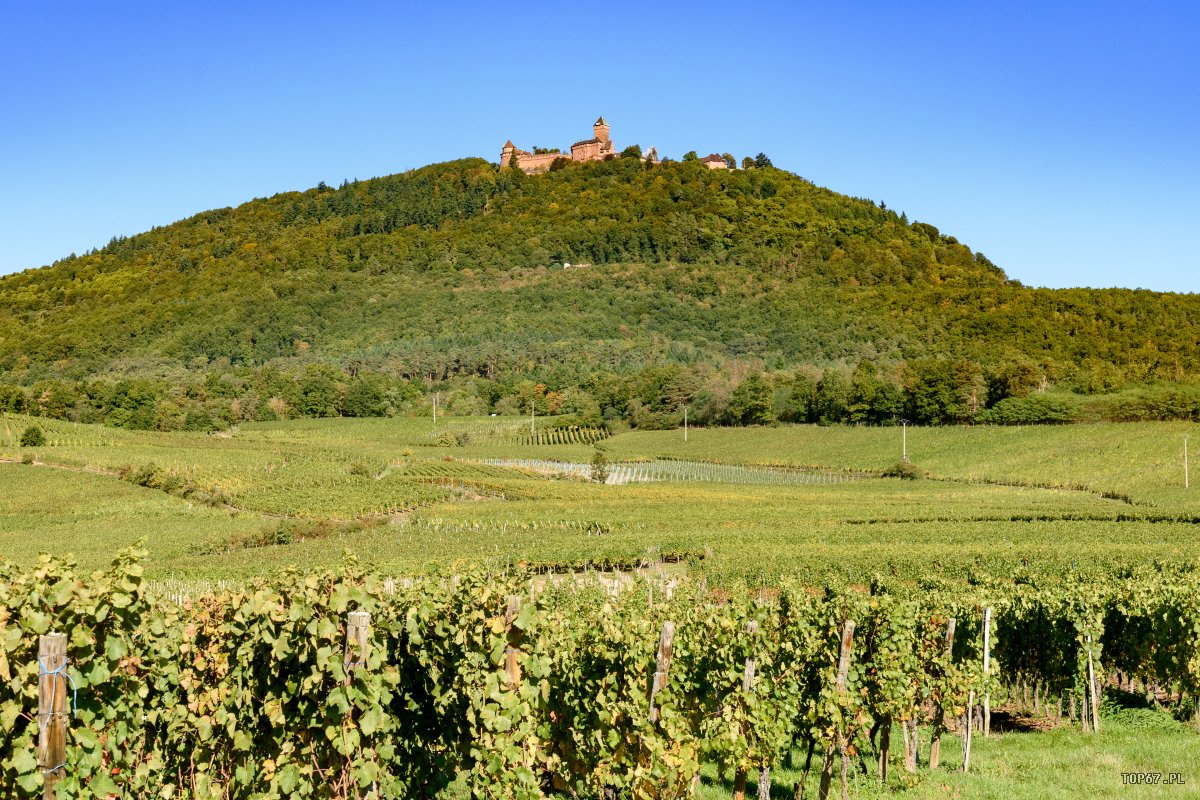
[3,414,1200,796]
[475,459,861,486]
[3,413,1200,584]
[2,549,1199,798]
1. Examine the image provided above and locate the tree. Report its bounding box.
[741,157,755,169]
[299,365,344,417]
[727,374,775,425]
[722,153,737,169]
[343,373,391,417]
[848,361,884,424]
[20,425,45,447]
[621,144,642,159]
[589,448,610,483]
[987,359,1041,405]
[815,369,851,424]
[557,387,602,426]
[903,358,982,424]
[0,384,27,413]
[683,151,698,161]
[753,152,773,168]
[779,371,817,423]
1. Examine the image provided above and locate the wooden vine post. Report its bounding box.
[505,596,523,688]
[1086,633,1100,734]
[928,618,956,770]
[982,607,992,737]
[902,716,918,774]
[963,607,992,772]
[38,632,68,800]
[733,621,759,800]
[819,620,855,800]
[962,656,975,768]
[648,621,676,723]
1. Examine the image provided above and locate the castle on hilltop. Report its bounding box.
[501,117,657,173]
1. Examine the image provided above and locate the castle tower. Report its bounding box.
[501,139,515,167]
[592,116,609,144]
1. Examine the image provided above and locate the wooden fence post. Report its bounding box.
[819,620,855,800]
[505,595,522,689]
[982,607,992,737]
[344,611,370,678]
[649,621,676,723]
[1086,634,1100,734]
[38,632,68,800]
[929,617,956,770]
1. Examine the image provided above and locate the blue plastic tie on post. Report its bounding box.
[38,655,77,775]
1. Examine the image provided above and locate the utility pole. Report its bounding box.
[901,419,910,463]
[530,400,535,435]
[1185,434,1190,489]
[683,406,688,442]
[432,392,438,427]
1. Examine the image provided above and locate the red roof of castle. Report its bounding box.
[503,139,515,148]
[699,153,726,162]
[572,138,601,148]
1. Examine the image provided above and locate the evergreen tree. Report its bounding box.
[589,448,610,483]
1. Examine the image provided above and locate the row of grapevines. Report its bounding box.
[3,552,1199,797]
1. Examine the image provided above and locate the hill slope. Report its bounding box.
[2,155,1199,386]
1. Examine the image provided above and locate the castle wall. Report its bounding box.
[514,152,561,173]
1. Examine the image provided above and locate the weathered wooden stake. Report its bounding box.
[929,617,956,769]
[877,716,892,782]
[38,632,68,800]
[982,607,992,737]
[1086,634,1100,733]
[901,719,913,773]
[505,595,522,689]
[649,621,676,723]
[819,620,855,800]
[902,719,918,773]
[962,696,974,772]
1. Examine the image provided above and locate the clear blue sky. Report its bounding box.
[3,1,1197,292]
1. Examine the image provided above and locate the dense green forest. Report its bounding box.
[2,154,1199,431]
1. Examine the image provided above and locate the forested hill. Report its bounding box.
[2,154,1199,387]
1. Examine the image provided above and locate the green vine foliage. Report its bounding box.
[3,551,1200,797]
